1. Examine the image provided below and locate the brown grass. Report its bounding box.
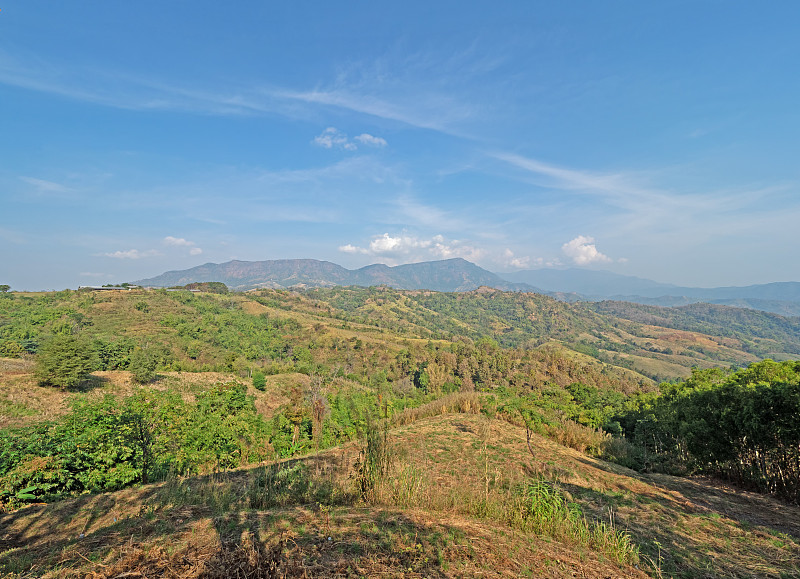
[2,412,799,578]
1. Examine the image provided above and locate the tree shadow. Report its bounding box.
[68,373,111,393]
[558,472,800,578]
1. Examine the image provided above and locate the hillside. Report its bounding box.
[2,286,800,577]
[2,413,798,577]
[3,286,800,392]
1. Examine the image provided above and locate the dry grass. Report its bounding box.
[2,412,799,578]
[0,365,280,428]
[392,391,483,426]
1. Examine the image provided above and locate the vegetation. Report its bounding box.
[1,286,799,577]
[34,334,96,389]
[617,359,800,503]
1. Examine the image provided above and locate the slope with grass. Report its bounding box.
[2,412,797,578]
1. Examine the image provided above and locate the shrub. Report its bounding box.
[252,371,266,391]
[129,347,158,384]
[35,334,96,389]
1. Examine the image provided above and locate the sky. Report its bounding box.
[2,1,800,290]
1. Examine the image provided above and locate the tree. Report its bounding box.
[129,347,159,384]
[36,335,96,389]
[0,284,10,292]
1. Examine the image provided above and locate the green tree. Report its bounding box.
[0,284,10,293]
[35,334,96,389]
[129,347,159,384]
[252,371,266,391]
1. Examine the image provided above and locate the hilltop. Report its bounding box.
[2,412,798,577]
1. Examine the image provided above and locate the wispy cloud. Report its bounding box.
[19,176,72,195]
[0,50,476,134]
[491,151,798,241]
[164,236,203,256]
[0,227,28,245]
[101,249,160,259]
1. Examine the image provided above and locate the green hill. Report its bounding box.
[2,287,800,577]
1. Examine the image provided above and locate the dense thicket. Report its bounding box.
[617,360,800,503]
[0,383,270,503]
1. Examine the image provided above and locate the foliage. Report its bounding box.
[183,282,229,294]
[0,382,271,505]
[35,334,96,389]
[252,371,266,391]
[617,360,800,502]
[129,347,159,383]
[354,415,391,502]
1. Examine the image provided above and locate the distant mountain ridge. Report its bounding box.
[497,268,800,316]
[135,259,800,315]
[135,258,538,293]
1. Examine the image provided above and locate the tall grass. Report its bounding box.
[367,443,640,567]
[392,391,483,426]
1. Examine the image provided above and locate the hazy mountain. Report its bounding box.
[498,268,800,314]
[135,258,538,293]
[136,260,800,315]
[499,268,680,296]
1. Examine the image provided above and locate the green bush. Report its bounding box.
[35,334,96,389]
[252,371,266,391]
[129,347,158,383]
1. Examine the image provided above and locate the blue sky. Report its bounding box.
[2,1,800,290]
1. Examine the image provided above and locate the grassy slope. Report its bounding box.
[2,413,798,578]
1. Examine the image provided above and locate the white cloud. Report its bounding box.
[339,232,485,264]
[561,236,612,266]
[164,236,202,256]
[163,236,195,247]
[313,127,355,150]
[313,127,386,151]
[339,233,430,255]
[102,249,160,259]
[354,133,387,147]
[502,249,531,269]
[370,233,430,254]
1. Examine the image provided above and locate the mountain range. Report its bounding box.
[134,258,800,316]
[134,258,536,293]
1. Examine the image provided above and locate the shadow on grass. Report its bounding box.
[68,373,111,393]
[0,459,499,578]
[559,473,800,579]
